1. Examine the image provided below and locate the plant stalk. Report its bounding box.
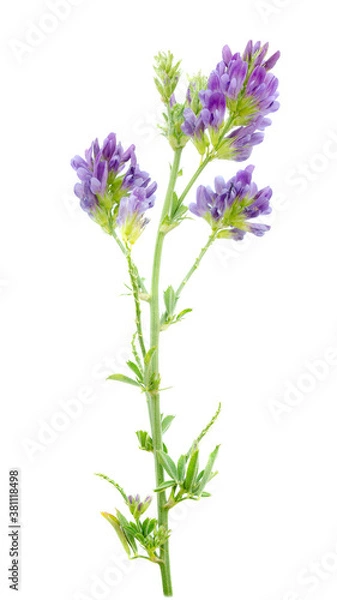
[149,148,182,596]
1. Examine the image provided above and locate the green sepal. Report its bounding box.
[101,512,131,557]
[107,374,141,387]
[157,450,179,482]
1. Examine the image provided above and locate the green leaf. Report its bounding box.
[195,445,220,494]
[94,473,128,502]
[172,203,188,221]
[162,414,175,434]
[101,512,131,557]
[175,308,193,322]
[107,374,140,387]
[153,480,177,492]
[201,491,212,498]
[126,360,143,382]
[116,511,138,554]
[144,347,157,367]
[177,454,187,483]
[136,430,153,452]
[163,286,177,316]
[184,447,200,492]
[172,192,179,212]
[157,451,179,482]
[142,517,157,537]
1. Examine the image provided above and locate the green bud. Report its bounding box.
[187,73,208,115]
[154,51,181,105]
[126,494,152,520]
[166,103,190,150]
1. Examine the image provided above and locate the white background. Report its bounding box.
[1,1,337,599]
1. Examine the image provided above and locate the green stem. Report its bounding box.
[149,148,182,597]
[126,249,147,360]
[111,229,148,296]
[176,231,217,299]
[178,114,236,208]
[178,155,211,206]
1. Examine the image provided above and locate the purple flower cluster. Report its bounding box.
[71,133,157,241]
[181,41,280,160]
[211,42,280,116]
[190,165,272,239]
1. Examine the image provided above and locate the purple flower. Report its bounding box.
[224,115,271,161]
[214,115,271,162]
[212,40,280,123]
[181,108,205,138]
[181,41,280,156]
[189,165,272,240]
[243,40,281,71]
[117,184,157,245]
[198,90,226,130]
[210,50,248,100]
[71,133,156,237]
[245,66,280,117]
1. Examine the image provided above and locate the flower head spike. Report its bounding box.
[189,165,272,240]
[71,133,156,238]
[181,41,280,159]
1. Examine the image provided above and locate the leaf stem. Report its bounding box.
[176,231,217,300]
[126,248,147,360]
[111,228,148,296]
